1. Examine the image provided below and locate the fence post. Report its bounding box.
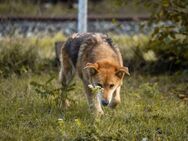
[78,0,87,33]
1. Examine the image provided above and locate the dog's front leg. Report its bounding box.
[84,85,104,114]
[109,86,121,108]
[95,93,104,114]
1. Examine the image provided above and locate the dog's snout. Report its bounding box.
[101,99,109,106]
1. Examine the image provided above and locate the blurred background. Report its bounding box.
[0,0,187,75]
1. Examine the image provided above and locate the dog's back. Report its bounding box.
[63,33,116,68]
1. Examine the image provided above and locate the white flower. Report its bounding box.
[88,84,104,95]
[58,118,63,121]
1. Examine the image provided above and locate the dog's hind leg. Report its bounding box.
[59,49,75,86]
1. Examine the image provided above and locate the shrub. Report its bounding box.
[112,34,151,72]
[142,0,188,72]
[0,42,39,77]
[0,33,66,77]
[114,0,188,73]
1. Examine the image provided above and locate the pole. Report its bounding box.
[78,0,87,33]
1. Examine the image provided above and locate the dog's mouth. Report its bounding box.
[101,99,109,106]
[96,93,109,106]
[96,92,112,107]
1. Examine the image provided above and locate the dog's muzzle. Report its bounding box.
[101,99,109,106]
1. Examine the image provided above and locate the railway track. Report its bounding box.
[0,15,149,22]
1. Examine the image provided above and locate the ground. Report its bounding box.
[0,71,187,140]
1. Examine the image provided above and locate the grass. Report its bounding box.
[0,72,187,140]
[0,35,187,140]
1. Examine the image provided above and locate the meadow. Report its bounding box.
[0,34,187,141]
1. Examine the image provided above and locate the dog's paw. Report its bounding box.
[93,110,104,118]
[97,110,104,115]
[109,100,120,109]
[90,107,104,116]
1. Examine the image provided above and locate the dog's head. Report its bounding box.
[84,61,129,106]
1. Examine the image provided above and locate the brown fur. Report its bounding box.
[59,33,129,114]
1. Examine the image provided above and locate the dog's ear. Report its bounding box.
[115,67,130,79]
[83,63,99,76]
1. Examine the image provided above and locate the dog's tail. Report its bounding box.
[55,41,64,67]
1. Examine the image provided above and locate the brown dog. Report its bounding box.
[59,33,129,114]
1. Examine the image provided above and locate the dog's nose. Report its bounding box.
[101,99,109,106]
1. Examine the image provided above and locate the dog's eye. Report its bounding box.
[96,83,103,87]
[109,84,114,88]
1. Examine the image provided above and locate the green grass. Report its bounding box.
[0,35,187,140]
[0,72,187,140]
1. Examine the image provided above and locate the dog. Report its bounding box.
[59,33,129,114]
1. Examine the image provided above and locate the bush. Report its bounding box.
[112,34,154,73]
[114,0,188,73]
[112,33,187,74]
[142,0,188,73]
[0,43,39,77]
[0,33,66,77]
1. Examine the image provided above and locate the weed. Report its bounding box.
[30,76,76,111]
